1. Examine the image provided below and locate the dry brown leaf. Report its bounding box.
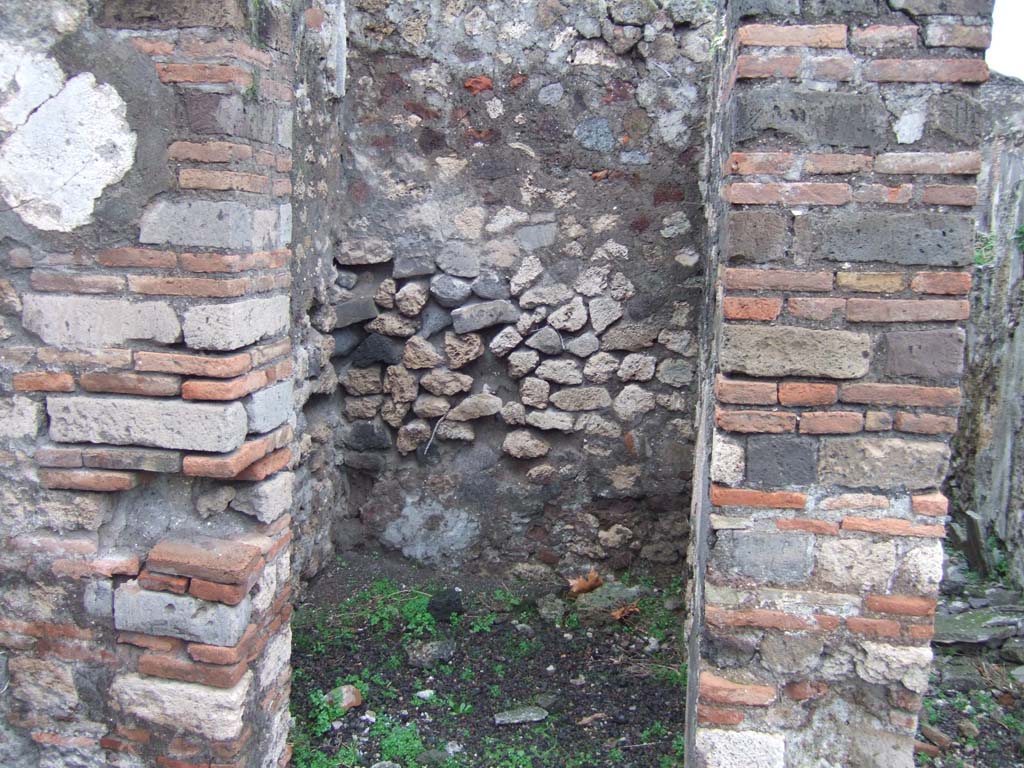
[568,568,603,596]
[610,601,640,621]
[576,712,607,726]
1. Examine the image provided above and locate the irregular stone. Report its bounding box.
[342,419,392,451]
[196,486,235,518]
[726,209,788,265]
[617,353,656,382]
[526,327,563,355]
[510,255,543,296]
[933,608,1023,646]
[413,395,450,418]
[335,296,379,329]
[230,472,293,524]
[430,274,473,308]
[516,223,558,251]
[536,593,566,624]
[341,365,382,395]
[547,297,588,332]
[114,581,250,646]
[395,282,429,317]
[613,385,656,420]
[537,83,565,106]
[380,398,410,429]
[736,85,887,148]
[383,365,418,403]
[565,332,600,357]
[575,414,621,436]
[448,393,502,421]
[721,326,871,379]
[520,283,573,309]
[856,642,932,694]
[403,336,442,369]
[182,296,289,352]
[609,0,658,24]
[333,327,365,357]
[602,19,643,54]
[501,401,526,426]
[550,387,611,412]
[489,326,523,357]
[394,252,437,278]
[576,582,644,626]
[601,323,659,351]
[507,350,540,378]
[816,538,897,591]
[494,706,549,725]
[713,531,814,585]
[536,359,583,385]
[244,381,292,433]
[711,431,745,486]
[502,430,551,459]
[885,330,965,380]
[436,247,480,278]
[22,294,180,348]
[336,271,358,290]
[397,420,432,455]
[48,397,247,452]
[517,309,548,336]
[351,334,404,368]
[472,271,510,300]
[520,377,551,409]
[818,438,950,490]
[451,300,520,334]
[747,435,816,486]
[420,370,473,397]
[373,279,396,309]
[345,395,382,420]
[366,312,418,338]
[8,656,77,716]
[574,117,615,152]
[656,358,694,387]
[526,410,574,432]
[584,352,620,383]
[609,272,635,301]
[0,396,44,440]
[444,332,485,369]
[795,212,974,267]
[417,303,452,339]
[436,421,474,441]
[487,206,530,234]
[573,266,610,297]
[110,671,251,741]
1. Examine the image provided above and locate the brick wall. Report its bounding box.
[691,1,991,766]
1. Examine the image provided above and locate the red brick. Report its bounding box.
[847,616,901,638]
[851,25,918,49]
[100,736,139,754]
[846,298,970,322]
[840,383,961,407]
[139,654,248,688]
[35,447,83,468]
[726,182,851,206]
[210,727,252,760]
[13,372,74,392]
[841,517,946,538]
[97,247,178,268]
[738,24,847,48]
[0,619,93,641]
[31,733,98,748]
[39,469,139,492]
[723,296,782,321]
[924,24,991,50]
[910,271,971,295]
[912,493,948,517]
[135,350,252,378]
[779,382,837,406]
[272,178,292,197]
[787,297,845,320]
[700,672,776,707]
[706,606,817,631]
[726,152,795,175]
[776,518,840,535]
[715,376,778,405]
[865,595,937,617]
[234,446,291,481]
[138,568,189,594]
[147,536,263,585]
[819,493,890,511]
[836,272,907,293]
[156,63,252,86]
[130,37,174,55]
[874,151,983,175]
[182,425,291,479]
[187,624,261,665]
[116,725,152,744]
[724,268,833,292]
[179,168,269,193]
[30,271,124,293]
[908,624,935,642]
[10,532,97,555]
[167,140,252,163]
[800,411,864,434]
[865,411,894,431]
[260,78,293,103]
[697,704,745,726]
[716,408,796,433]
[854,184,914,204]
[915,741,941,759]
[80,372,180,397]
[804,154,872,175]
[894,412,957,435]
[189,578,250,606]
[710,485,806,510]
[117,632,185,653]
[179,249,290,273]
[182,370,267,401]
[82,447,181,473]
[276,154,292,173]
[463,75,493,94]
[785,680,829,701]
[864,59,988,84]
[923,185,978,206]
[736,54,801,79]
[179,37,274,67]
[51,555,140,578]
[806,55,856,81]
[128,275,252,298]
[304,7,325,28]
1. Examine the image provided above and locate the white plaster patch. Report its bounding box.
[695,729,785,768]
[894,105,927,145]
[0,44,65,132]
[0,72,136,231]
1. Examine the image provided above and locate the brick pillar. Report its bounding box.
[692,1,990,766]
[1,2,297,766]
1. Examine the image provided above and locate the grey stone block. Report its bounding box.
[713,531,814,585]
[83,447,182,473]
[889,0,993,13]
[818,437,951,490]
[333,327,364,357]
[931,94,987,145]
[725,210,788,264]
[885,329,965,380]
[342,419,392,451]
[436,246,480,278]
[140,199,277,250]
[516,222,559,251]
[114,580,251,646]
[230,471,293,523]
[735,87,887,148]
[351,334,404,367]
[733,0,800,15]
[418,302,453,339]
[720,326,872,379]
[22,294,180,348]
[335,297,378,328]
[394,252,437,278]
[803,0,880,16]
[244,381,293,433]
[48,396,248,453]
[747,435,818,487]
[472,271,510,300]
[182,296,289,351]
[430,274,472,308]
[451,300,521,334]
[794,212,974,267]
[84,578,113,618]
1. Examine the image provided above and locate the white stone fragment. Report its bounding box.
[183,296,289,351]
[22,294,181,348]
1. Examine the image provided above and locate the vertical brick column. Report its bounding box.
[692,1,990,766]
[1,3,297,767]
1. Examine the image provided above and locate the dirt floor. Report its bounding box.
[289,550,689,768]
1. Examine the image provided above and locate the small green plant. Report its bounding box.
[399,592,437,639]
[1014,224,1024,254]
[379,723,426,763]
[654,663,688,690]
[975,232,996,265]
[492,588,523,610]
[335,743,361,768]
[641,721,670,741]
[471,612,499,634]
[308,689,343,737]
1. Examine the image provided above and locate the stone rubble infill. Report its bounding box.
[493,706,549,725]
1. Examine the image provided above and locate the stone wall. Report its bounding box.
[692,1,990,766]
